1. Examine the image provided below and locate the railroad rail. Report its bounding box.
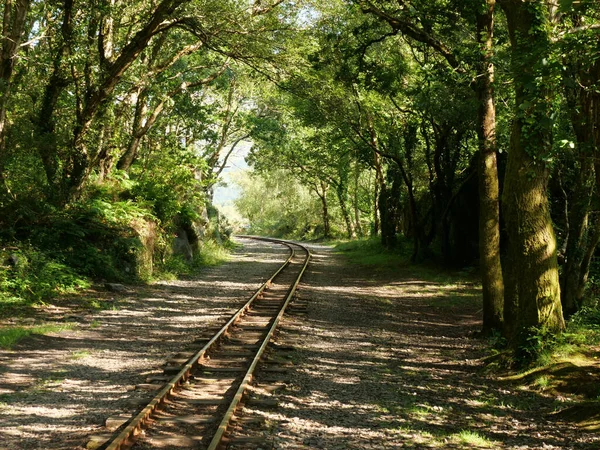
[99,236,311,450]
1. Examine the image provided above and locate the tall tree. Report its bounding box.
[499,0,565,345]
[476,0,504,332]
[558,0,600,317]
[0,0,31,187]
[355,0,505,328]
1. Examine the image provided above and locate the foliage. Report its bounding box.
[334,236,411,268]
[129,142,206,228]
[157,239,231,279]
[0,323,76,350]
[234,170,326,238]
[518,306,600,366]
[0,245,90,314]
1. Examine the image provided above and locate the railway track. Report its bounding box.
[95,236,310,450]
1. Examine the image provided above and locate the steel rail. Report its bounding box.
[104,237,298,450]
[207,239,311,450]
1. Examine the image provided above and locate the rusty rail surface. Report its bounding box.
[102,236,311,450]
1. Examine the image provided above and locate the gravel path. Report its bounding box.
[1,240,598,449]
[0,238,288,450]
[249,244,600,449]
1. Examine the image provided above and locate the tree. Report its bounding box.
[476,0,504,332]
[0,0,31,188]
[498,0,565,345]
[354,0,505,330]
[556,0,600,317]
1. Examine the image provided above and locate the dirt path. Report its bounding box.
[0,240,598,449]
[0,238,288,450]
[253,244,600,449]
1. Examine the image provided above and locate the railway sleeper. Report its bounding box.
[200,366,248,373]
[163,365,184,375]
[223,435,268,446]
[146,375,172,383]
[155,414,217,425]
[165,357,190,365]
[136,383,164,391]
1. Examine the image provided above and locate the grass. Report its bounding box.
[157,239,232,280]
[333,237,479,286]
[453,430,495,448]
[333,236,410,269]
[84,298,118,311]
[534,375,550,390]
[70,350,90,359]
[0,323,75,349]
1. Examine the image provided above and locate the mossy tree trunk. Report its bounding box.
[476,0,504,333]
[0,0,30,185]
[560,156,595,317]
[561,31,600,317]
[500,0,565,345]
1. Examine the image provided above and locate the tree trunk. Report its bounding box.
[560,158,594,317]
[117,89,149,172]
[336,184,356,239]
[561,37,600,317]
[0,0,30,184]
[373,149,383,236]
[500,0,565,346]
[317,181,331,237]
[36,0,75,202]
[335,165,356,239]
[354,162,363,237]
[379,165,401,249]
[577,218,600,304]
[476,0,504,333]
[65,0,187,201]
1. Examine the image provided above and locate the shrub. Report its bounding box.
[0,246,90,313]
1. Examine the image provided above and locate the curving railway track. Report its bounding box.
[95,236,310,450]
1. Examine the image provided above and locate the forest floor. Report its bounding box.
[0,238,599,449]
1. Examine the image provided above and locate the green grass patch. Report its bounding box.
[534,375,550,390]
[0,323,75,349]
[515,307,600,367]
[425,291,480,310]
[83,298,118,311]
[70,350,90,359]
[333,236,410,268]
[452,430,494,448]
[156,239,231,280]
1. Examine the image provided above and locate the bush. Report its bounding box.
[0,246,90,313]
[517,307,600,366]
[25,199,152,281]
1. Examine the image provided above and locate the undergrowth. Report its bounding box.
[0,323,75,350]
[333,236,411,268]
[332,236,473,286]
[1,185,231,316]
[519,305,600,367]
[157,239,231,279]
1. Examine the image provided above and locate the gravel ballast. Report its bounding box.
[0,238,288,450]
[0,240,598,449]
